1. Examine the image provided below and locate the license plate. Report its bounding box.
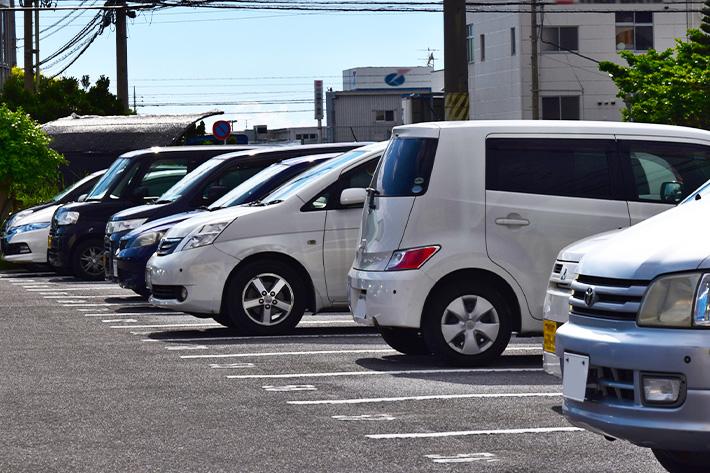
[543,320,560,353]
[112,258,118,278]
[562,353,589,402]
[352,292,367,320]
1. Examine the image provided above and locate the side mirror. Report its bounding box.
[206,185,230,203]
[661,182,683,203]
[77,194,87,202]
[340,188,367,206]
[131,186,149,202]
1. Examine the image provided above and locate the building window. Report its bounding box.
[616,12,653,51]
[480,34,485,61]
[375,110,395,122]
[541,26,579,52]
[511,27,516,56]
[541,96,580,120]
[467,24,475,63]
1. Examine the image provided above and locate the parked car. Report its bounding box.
[145,141,385,332]
[103,143,363,286]
[1,169,106,270]
[555,180,710,473]
[112,153,338,296]
[48,145,256,280]
[348,120,710,367]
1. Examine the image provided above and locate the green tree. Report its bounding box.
[0,67,131,123]
[0,104,66,222]
[599,31,710,129]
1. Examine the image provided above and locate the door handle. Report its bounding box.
[495,217,530,227]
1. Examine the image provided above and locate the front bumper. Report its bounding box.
[115,244,158,293]
[1,227,50,264]
[556,315,710,452]
[146,244,239,314]
[347,267,435,329]
[47,225,74,269]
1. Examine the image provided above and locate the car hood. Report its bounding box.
[9,204,59,227]
[556,229,623,264]
[577,197,710,280]
[123,210,205,240]
[164,204,272,239]
[111,202,167,221]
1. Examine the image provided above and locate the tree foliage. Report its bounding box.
[0,104,66,222]
[0,67,130,124]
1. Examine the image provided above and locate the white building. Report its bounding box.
[467,0,703,120]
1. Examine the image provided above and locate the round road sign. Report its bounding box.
[212,120,231,140]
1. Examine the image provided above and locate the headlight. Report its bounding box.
[56,210,80,226]
[106,218,148,235]
[128,231,164,248]
[181,220,232,251]
[12,222,50,234]
[637,272,710,328]
[5,210,34,228]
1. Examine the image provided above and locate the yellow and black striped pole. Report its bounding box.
[445,92,469,121]
[443,0,469,121]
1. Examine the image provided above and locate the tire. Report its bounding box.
[212,313,237,329]
[379,327,432,355]
[421,281,512,367]
[652,449,710,473]
[71,239,105,281]
[132,287,151,299]
[223,260,306,335]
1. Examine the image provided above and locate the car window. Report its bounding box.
[373,138,438,197]
[86,158,131,200]
[157,159,223,203]
[303,158,378,211]
[198,165,264,204]
[486,138,617,199]
[619,141,710,203]
[110,159,188,200]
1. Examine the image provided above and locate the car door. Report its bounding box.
[318,157,380,304]
[618,138,710,224]
[485,136,631,321]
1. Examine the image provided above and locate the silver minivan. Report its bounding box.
[349,120,710,366]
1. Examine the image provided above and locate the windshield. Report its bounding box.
[263,150,366,203]
[156,159,222,203]
[374,138,438,197]
[209,162,289,208]
[51,172,97,203]
[85,158,131,200]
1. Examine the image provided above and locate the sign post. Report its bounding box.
[314,80,323,143]
[212,120,231,144]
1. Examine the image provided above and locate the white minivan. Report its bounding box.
[348,120,710,367]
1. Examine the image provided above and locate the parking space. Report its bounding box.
[0,269,666,472]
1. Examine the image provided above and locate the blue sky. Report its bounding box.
[19,3,443,131]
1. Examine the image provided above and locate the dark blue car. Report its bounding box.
[112,153,338,296]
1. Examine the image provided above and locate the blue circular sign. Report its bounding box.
[212,120,231,140]
[384,73,406,87]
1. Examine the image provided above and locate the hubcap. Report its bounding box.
[440,294,500,355]
[242,272,294,326]
[80,246,104,276]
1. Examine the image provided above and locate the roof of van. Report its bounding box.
[42,109,224,154]
[393,120,710,137]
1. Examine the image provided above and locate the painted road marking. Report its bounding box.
[289,392,562,405]
[210,363,256,369]
[142,334,380,342]
[84,312,185,317]
[333,414,395,421]
[367,426,584,439]
[181,349,395,359]
[111,322,221,329]
[426,453,498,464]
[227,368,541,380]
[263,385,317,392]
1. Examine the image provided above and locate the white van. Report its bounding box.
[348,120,710,367]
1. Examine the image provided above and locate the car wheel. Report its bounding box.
[652,449,710,472]
[132,287,151,299]
[212,313,237,329]
[71,239,105,281]
[379,327,432,355]
[224,260,306,335]
[421,281,512,367]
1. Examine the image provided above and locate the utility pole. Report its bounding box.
[530,0,540,119]
[116,0,129,113]
[443,0,469,121]
[34,0,39,89]
[23,0,32,91]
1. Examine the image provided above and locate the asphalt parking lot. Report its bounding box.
[0,269,667,472]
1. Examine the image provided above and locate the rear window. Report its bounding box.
[374,138,438,197]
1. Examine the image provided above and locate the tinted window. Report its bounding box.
[374,138,438,197]
[619,141,710,203]
[110,159,188,200]
[304,158,379,211]
[486,138,616,199]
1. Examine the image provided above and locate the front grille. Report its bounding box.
[151,285,181,300]
[553,263,563,275]
[586,364,635,405]
[157,238,182,256]
[570,275,648,321]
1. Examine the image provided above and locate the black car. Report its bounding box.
[103,143,365,285]
[47,145,255,280]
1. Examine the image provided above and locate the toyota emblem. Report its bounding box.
[584,287,596,307]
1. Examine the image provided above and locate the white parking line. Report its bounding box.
[61,302,150,307]
[141,333,381,342]
[111,322,221,329]
[288,392,562,405]
[84,312,185,317]
[44,294,134,298]
[180,349,396,359]
[367,426,584,439]
[226,368,541,380]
